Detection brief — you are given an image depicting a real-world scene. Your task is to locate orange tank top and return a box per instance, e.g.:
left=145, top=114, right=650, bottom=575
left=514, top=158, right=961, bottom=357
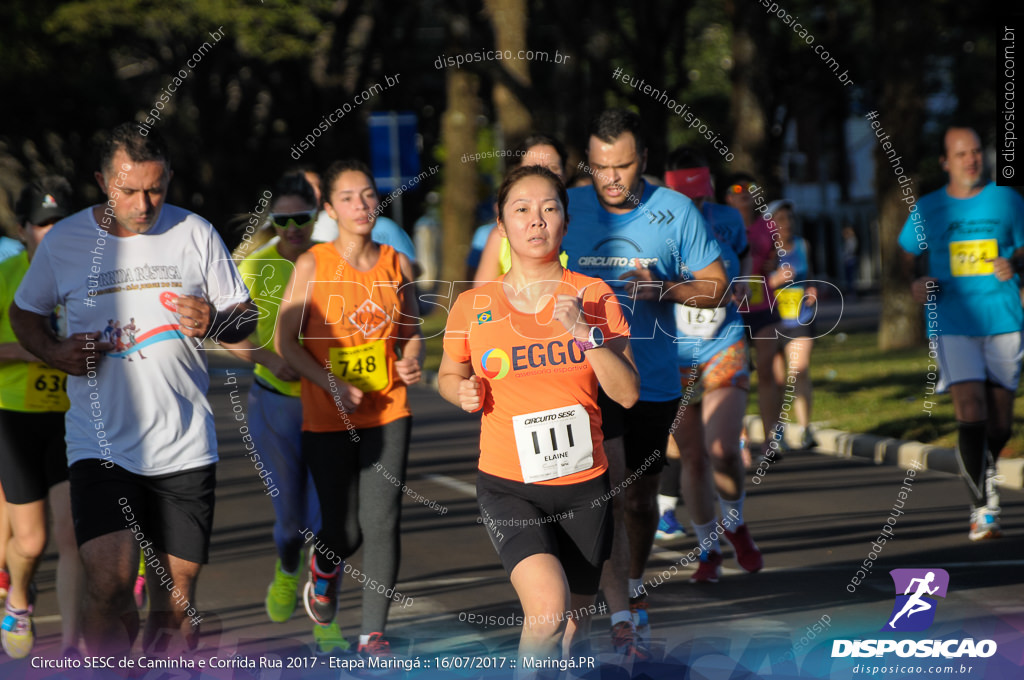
left=443, top=269, right=630, bottom=484
left=300, top=242, right=410, bottom=431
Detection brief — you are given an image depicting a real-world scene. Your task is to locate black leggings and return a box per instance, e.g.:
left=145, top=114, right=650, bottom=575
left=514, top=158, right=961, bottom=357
left=304, top=417, right=412, bottom=633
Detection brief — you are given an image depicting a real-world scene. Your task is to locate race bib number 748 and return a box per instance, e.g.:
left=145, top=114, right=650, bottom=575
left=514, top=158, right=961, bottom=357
left=328, top=340, right=388, bottom=393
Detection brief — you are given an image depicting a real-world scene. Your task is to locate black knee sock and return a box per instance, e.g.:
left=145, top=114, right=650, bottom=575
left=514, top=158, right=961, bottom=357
left=956, top=421, right=988, bottom=508
left=660, top=455, right=682, bottom=497
left=987, top=429, right=1010, bottom=463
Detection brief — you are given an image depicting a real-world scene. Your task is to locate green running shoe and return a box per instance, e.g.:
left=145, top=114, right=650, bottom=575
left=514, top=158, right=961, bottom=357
left=313, top=619, right=350, bottom=655
left=1, top=602, right=34, bottom=659
left=265, top=559, right=300, bottom=623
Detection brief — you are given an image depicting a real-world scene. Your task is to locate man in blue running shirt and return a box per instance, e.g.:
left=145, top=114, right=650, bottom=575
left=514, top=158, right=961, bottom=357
left=898, top=126, right=1024, bottom=542
left=562, top=110, right=727, bottom=651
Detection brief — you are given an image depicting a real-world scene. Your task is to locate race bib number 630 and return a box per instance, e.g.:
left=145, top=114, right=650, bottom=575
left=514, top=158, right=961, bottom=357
left=25, top=363, right=70, bottom=411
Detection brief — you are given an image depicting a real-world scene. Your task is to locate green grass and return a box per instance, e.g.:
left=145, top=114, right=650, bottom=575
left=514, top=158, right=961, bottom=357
left=420, top=313, right=1024, bottom=457
left=749, top=330, right=1024, bottom=457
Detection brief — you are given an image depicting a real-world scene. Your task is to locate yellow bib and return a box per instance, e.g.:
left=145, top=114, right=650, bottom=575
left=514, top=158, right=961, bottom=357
left=949, top=239, right=997, bottom=277
left=24, top=363, right=70, bottom=411
left=329, top=340, right=388, bottom=393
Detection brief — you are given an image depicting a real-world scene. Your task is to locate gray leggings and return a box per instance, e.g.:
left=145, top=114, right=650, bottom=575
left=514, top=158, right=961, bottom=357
left=303, top=416, right=412, bottom=633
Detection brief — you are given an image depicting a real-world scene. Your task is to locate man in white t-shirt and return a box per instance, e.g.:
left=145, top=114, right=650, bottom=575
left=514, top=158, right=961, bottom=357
left=10, top=123, right=256, bottom=655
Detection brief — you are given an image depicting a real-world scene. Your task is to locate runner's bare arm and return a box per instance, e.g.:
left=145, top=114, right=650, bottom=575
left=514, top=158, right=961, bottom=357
left=208, top=300, right=259, bottom=344
left=275, top=252, right=350, bottom=397
left=0, top=341, right=41, bottom=362
left=903, top=250, right=937, bottom=303
left=438, top=354, right=483, bottom=412
left=398, top=252, right=417, bottom=286
left=633, top=257, right=728, bottom=307
left=732, top=251, right=752, bottom=303
left=221, top=337, right=300, bottom=382
left=10, top=303, right=113, bottom=376
left=395, top=260, right=423, bottom=385
left=991, top=245, right=1024, bottom=281
left=553, top=294, right=638, bottom=408
left=473, top=226, right=503, bottom=286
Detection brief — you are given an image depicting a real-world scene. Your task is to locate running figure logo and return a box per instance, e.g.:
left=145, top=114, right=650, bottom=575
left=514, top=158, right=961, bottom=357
left=882, top=568, right=949, bottom=632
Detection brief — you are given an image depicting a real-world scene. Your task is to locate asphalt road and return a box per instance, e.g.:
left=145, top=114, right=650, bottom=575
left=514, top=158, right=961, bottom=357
left=4, top=342, right=1023, bottom=679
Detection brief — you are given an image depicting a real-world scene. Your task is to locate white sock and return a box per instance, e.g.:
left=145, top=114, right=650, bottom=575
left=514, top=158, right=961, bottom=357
left=693, top=519, right=720, bottom=552
left=657, top=494, right=678, bottom=516
left=719, top=493, right=745, bottom=527
left=610, top=610, right=632, bottom=626
left=628, top=578, right=646, bottom=599
left=359, top=634, right=371, bottom=646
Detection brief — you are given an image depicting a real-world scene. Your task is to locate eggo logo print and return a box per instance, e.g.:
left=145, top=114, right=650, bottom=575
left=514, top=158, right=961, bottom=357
left=480, top=348, right=511, bottom=380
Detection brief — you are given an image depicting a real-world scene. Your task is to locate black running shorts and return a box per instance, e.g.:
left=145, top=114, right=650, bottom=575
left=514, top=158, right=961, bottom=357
left=476, top=471, right=612, bottom=596
left=69, top=459, right=216, bottom=564
left=622, top=398, right=681, bottom=477
left=0, top=409, right=68, bottom=504
left=597, top=387, right=625, bottom=440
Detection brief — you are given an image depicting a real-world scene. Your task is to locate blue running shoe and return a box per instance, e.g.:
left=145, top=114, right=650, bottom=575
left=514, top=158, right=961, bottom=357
left=655, top=509, right=687, bottom=540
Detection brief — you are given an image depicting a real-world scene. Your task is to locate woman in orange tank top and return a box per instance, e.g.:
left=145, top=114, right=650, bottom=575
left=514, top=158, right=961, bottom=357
left=439, top=165, right=639, bottom=664
left=276, top=160, right=422, bottom=658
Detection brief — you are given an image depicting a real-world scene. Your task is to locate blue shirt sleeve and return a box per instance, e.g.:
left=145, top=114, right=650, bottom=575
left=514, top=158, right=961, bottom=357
left=0, top=237, right=25, bottom=263
left=898, top=210, right=926, bottom=255
left=371, top=216, right=417, bottom=262
left=1010, top=190, right=1024, bottom=249
left=732, top=216, right=748, bottom=256
left=677, top=200, right=721, bottom=278
left=466, top=223, right=496, bottom=268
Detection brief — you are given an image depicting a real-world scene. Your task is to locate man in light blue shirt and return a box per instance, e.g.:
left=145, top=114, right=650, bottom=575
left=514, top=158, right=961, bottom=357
left=898, top=126, right=1024, bottom=542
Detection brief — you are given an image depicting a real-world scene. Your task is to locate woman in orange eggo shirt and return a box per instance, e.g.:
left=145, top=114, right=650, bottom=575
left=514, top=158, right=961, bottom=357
left=276, top=160, right=422, bottom=659
left=439, top=165, right=639, bottom=662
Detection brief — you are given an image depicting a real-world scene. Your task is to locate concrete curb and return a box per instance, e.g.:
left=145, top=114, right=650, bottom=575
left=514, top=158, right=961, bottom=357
left=742, top=415, right=1024, bottom=490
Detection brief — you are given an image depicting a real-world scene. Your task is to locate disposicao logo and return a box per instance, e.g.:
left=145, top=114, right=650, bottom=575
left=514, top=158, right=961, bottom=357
left=832, top=568, right=997, bottom=659
left=884, top=568, right=948, bottom=632
left=480, top=348, right=510, bottom=380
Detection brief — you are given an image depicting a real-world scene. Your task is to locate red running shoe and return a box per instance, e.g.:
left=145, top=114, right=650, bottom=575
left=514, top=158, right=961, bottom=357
left=690, top=550, right=723, bottom=583
left=724, top=523, right=764, bottom=573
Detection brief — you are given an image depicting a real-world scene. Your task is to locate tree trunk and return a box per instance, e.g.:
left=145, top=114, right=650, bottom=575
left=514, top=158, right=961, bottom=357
left=440, top=67, right=480, bottom=291
left=725, top=4, right=767, bottom=180
left=874, top=1, right=927, bottom=351
left=484, top=0, right=532, bottom=144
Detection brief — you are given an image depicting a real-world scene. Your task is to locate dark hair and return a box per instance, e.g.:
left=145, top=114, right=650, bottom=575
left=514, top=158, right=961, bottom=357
left=941, top=125, right=981, bottom=158
left=496, top=165, right=569, bottom=224
left=666, top=146, right=708, bottom=171
left=718, top=171, right=758, bottom=204
left=285, top=163, right=320, bottom=177
left=590, top=109, right=645, bottom=156
left=15, top=175, right=72, bottom=225
left=99, top=123, right=169, bottom=176
left=513, top=133, right=568, bottom=170
left=273, top=172, right=318, bottom=208
left=320, top=160, right=377, bottom=206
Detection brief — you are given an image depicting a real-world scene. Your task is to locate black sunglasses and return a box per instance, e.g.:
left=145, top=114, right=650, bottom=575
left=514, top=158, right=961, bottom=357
left=270, top=211, right=317, bottom=229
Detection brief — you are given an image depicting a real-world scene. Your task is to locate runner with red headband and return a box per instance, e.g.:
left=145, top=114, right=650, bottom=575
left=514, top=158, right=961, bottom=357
left=659, top=149, right=763, bottom=583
